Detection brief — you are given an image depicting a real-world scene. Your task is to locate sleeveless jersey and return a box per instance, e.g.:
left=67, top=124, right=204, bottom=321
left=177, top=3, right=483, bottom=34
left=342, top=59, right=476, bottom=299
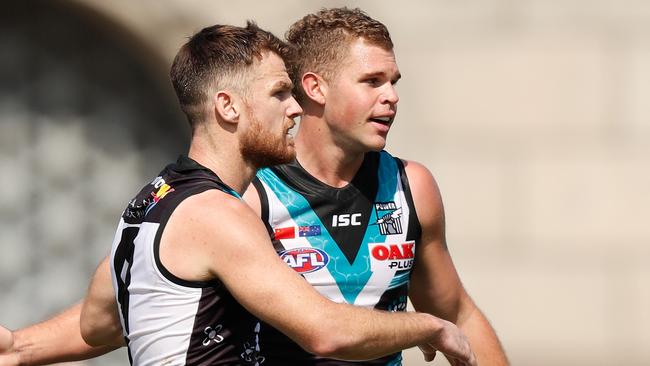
left=253, top=151, right=421, bottom=366
left=110, top=155, right=266, bottom=366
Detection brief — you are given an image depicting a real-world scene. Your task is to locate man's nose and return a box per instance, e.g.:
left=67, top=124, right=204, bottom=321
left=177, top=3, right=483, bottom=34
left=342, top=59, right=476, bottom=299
left=380, top=84, right=399, bottom=105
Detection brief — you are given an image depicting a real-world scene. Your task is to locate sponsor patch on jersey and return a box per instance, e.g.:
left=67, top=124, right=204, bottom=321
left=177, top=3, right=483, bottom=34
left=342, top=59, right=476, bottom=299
left=152, top=183, right=174, bottom=202
left=298, top=225, right=321, bottom=237
left=372, top=202, right=403, bottom=235
left=139, top=176, right=176, bottom=216
left=368, top=241, right=415, bottom=271
left=279, top=247, right=329, bottom=274
left=123, top=197, right=153, bottom=220
left=274, top=226, right=296, bottom=239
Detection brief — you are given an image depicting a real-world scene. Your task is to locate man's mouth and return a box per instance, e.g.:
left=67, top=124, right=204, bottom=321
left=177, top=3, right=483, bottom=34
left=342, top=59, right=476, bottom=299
left=369, top=116, right=392, bottom=125
left=286, top=121, right=296, bottom=135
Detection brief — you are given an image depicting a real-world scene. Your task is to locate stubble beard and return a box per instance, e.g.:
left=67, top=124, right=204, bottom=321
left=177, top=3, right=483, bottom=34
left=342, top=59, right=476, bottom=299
left=240, top=113, right=295, bottom=169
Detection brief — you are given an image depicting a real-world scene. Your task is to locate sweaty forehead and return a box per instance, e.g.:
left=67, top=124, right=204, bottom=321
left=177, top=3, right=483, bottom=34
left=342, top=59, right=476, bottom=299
left=251, top=52, right=291, bottom=82
left=342, top=39, right=399, bottom=76
left=253, top=71, right=292, bottom=90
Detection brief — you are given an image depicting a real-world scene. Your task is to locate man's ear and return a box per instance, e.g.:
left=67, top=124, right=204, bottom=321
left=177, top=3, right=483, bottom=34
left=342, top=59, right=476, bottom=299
left=301, top=72, right=327, bottom=105
left=213, top=90, right=240, bottom=124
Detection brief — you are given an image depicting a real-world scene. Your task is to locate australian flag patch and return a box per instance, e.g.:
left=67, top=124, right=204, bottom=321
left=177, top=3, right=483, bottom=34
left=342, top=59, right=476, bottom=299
left=298, top=225, right=321, bottom=237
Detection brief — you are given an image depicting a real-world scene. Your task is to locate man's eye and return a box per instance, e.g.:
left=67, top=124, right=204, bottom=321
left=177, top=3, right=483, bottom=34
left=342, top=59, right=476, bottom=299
left=364, top=78, right=379, bottom=86
left=273, top=90, right=289, bottom=97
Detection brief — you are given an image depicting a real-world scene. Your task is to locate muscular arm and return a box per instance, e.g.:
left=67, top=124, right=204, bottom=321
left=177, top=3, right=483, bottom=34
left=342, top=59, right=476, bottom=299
left=80, top=257, right=126, bottom=348
left=167, top=190, right=475, bottom=363
left=404, top=160, right=509, bottom=365
left=0, top=257, right=124, bottom=366
left=0, top=303, right=116, bottom=366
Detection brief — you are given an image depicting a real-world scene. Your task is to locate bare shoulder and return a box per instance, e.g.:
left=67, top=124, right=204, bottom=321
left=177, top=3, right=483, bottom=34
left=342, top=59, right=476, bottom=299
left=160, top=188, right=271, bottom=281
left=177, top=188, right=258, bottom=223
left=401, top=159, right=444, bottom=220
left=170, top=188, right=268, bottom=243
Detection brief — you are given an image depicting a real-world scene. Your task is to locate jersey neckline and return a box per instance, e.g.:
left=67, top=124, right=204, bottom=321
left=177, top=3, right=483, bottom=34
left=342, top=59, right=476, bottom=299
left=269, top=151, right=381, bottom=201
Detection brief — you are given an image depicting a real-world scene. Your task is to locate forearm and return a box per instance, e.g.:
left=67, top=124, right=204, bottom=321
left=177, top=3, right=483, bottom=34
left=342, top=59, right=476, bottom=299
left=321, top=309, right=444, bottom=360
left=456, top=302, right=509, bottom=366
left=12, top=303, right=117, bottom=365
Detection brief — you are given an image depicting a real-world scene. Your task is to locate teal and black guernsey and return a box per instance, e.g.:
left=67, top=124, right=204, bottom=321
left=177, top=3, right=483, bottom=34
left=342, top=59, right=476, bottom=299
left=253, top=150, right=422, bottom=366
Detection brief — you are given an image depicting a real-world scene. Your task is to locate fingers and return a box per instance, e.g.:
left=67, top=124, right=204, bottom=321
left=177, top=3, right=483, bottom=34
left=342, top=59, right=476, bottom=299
left=429, top=320, right=477, bottom=365
left=448, top=350, right=478, bottom=366
left=0, top=326, right=19, bottom=366
left=417, top=343, right=437, bottom=362
left=0, top=326, right=13, bottom=352
left=468, top=351, right=478, bottom=366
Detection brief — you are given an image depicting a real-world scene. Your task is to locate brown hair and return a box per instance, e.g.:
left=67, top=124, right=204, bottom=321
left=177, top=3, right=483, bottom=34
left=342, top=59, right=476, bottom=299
left=170, top=21, right=289, bottom=127
left=285, top=7, right=393, bottom=103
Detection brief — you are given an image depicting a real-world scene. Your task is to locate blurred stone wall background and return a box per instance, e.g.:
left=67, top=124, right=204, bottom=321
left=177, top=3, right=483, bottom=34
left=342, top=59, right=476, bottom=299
left=1, top=1, right=649, bottom=365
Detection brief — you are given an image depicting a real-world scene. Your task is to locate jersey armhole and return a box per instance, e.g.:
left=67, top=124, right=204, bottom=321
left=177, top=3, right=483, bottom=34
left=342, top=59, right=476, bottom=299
left=153, top=185, right=223, bottom=288
left=252, top=177, right=275, bottom=238
left=395, top=158, right=422, bottom=241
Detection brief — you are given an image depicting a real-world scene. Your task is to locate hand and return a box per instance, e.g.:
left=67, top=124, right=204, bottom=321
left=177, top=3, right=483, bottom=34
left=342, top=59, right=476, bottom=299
left=419, top=319, right=477, bottom=366
left=0, top=325, right=19, bottom=366
left=418, top=343, right=437, bottom=362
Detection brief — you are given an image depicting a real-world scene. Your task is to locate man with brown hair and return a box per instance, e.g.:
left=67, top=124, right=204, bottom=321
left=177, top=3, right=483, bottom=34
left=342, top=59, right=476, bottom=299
left=0, top=20, right=477, bottom=366
left=245, top=7, right=509, bottom=365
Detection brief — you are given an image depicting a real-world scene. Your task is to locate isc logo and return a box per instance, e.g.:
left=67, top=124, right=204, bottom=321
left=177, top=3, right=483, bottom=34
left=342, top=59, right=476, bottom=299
left=279, top=247, right=329, bottom=274
left=332, top=213, right=362, bottom=227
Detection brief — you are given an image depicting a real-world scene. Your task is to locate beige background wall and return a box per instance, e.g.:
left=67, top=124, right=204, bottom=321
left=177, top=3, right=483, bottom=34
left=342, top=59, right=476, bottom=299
left=2, top=1, right=649, bottom=365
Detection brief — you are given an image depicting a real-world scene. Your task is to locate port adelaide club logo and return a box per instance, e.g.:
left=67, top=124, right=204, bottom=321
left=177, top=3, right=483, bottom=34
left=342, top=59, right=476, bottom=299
left=373, top=202, right=403, bottom=235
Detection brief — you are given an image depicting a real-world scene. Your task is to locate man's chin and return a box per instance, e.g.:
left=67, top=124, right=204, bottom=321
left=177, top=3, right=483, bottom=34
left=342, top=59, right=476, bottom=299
left=248, top=147, right=296, bottom=169
left=366, top=139, right=387, bottom=153
left=275, top=146, right=296, bottom=165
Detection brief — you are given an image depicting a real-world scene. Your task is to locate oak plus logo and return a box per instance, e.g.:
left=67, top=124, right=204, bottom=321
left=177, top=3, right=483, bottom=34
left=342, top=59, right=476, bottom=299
left=368, top=241, right=415, bottom=271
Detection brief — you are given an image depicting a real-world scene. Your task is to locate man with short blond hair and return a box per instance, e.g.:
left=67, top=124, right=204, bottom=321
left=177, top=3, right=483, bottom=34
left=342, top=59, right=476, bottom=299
left=245, top=7, right=509, bottom=365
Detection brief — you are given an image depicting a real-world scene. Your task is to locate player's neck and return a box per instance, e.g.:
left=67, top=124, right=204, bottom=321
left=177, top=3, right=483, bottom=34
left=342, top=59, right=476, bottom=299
left=187, top=131, right=256, bottom=195
left=295, top=121, right=365, bottom=188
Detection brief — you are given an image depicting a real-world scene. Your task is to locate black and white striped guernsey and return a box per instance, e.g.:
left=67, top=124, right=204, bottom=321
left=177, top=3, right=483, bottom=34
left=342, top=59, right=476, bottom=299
left=110, top=155, right=265, bottom=366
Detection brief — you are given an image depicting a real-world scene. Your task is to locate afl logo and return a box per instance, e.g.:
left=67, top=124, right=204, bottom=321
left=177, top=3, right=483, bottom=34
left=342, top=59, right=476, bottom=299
left=279, top=247, right=329, bottom=274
